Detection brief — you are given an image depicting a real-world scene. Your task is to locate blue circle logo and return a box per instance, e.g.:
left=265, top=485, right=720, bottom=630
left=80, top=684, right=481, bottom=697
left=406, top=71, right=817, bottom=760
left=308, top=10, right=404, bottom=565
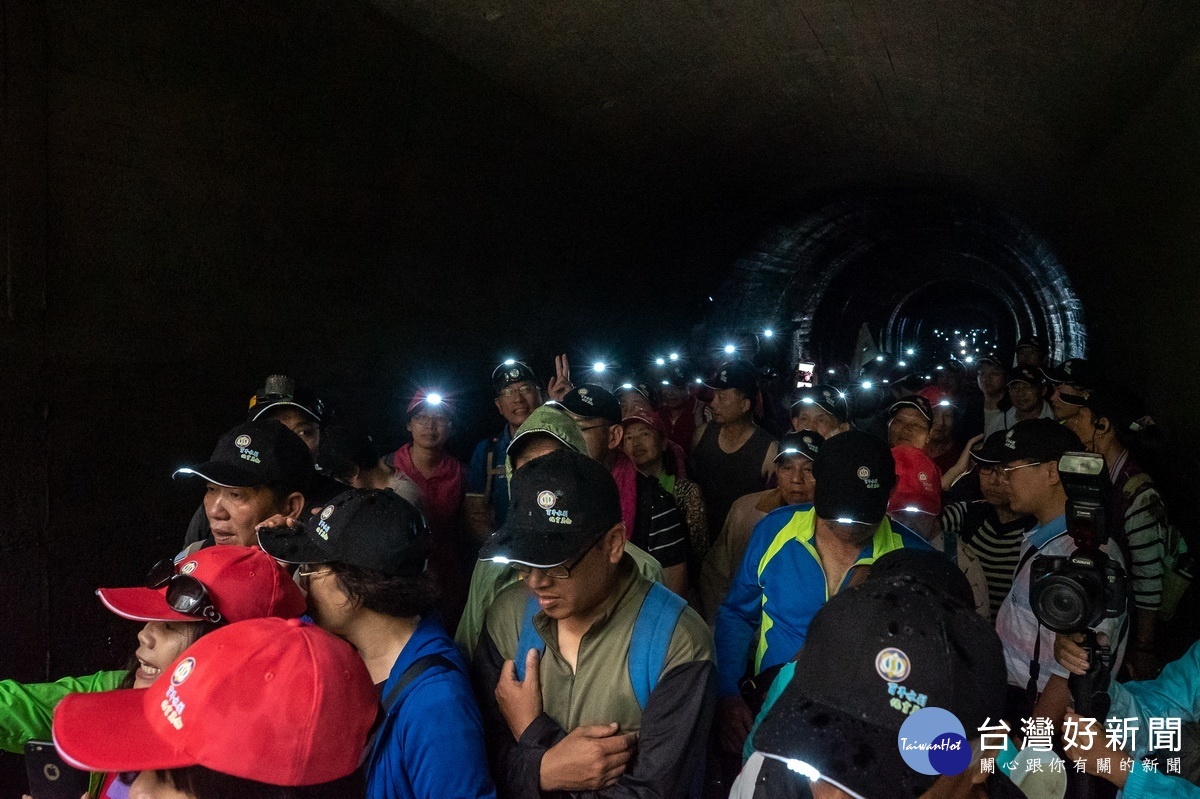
left=874, top=647, right=911, bottom=682
left=897, top=707, right=971, bottom=776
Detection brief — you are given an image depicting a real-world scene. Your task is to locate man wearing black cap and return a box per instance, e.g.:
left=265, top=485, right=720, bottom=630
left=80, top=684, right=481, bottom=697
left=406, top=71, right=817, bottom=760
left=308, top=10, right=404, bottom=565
left=938, top=431, right=1036, bottom=619
left=789, top=385, right=851, bottom=439
left=713, top=430, right=929, bottom=756
left=174, top=419, right=313, bottom=555
left=994, top=419, right=1128, bottom=725
left=182, top=373, right=340, bottom=548
left=690, top=359, right=779, bottom=535
left=657, top=361, right=709, bottom=456
left=700, top=430, right=823, bottom=621
left=1015, top=335, right=1049, bottom=371
left=465, top=360, right=544, bottom=542
left=472, top=450, right=715, bottom=798
left=976, top=354, right=1009, bottom=437
left=1001, top=366, right=1052, bottom=431
left=737, top=574, right=1020, bottom=799
left=258, top=489, right=496, bottom=799
left=1043, top=357, right=1101, bottom=424
left=558, top=384, right=690, bottom=597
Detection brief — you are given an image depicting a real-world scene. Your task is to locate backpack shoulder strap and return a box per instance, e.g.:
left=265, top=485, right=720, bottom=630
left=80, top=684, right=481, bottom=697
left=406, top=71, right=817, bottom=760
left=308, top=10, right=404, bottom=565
left=369, top=652, right=458, bottom=756
left=629, top=582, right=687, bottom=710
left=382, top=653, right=458, bottom=713
left=513, top=593, right=545, bottom=681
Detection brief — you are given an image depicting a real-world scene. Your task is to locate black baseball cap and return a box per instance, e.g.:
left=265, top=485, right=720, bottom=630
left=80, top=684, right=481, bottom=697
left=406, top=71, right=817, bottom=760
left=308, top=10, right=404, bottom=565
left=173, top=420, right=313, bottom=492
left=1084, top=385, right=1152, bottom=433
left=614, top=381, right=650, bottom=401
left=557, top=384, right=622, bottom=425
left=491, top=360, right=539, bottom=394
left=975, top=352, right=1005, bottom=369
left=1006, top=365, right=1044, bottom=387
left=1016, top=335, right=1048, bottom=353
left=257, top=489, right=431, bottom=579
left=1042, top=358, right=1101, bottom=388
left=864, top=548, right=975, bottom=610
left=970, top=430, right=1010, bottom=464
left=312, top=420, right=380, bottom=481
left=705, top=359, right=758, bottom=398
left=790, top=385, right=850, bottom=423
left=812, top=430, right=896, bottom=525
left=752, top=579, right=1005, bottom=799
left=248, top=375, right=325, bottom=424
left=775, top=430, right=823, bottom=463
left=479, top=450, right=622, bottom=569
left=998, top=418, right=1082, bottom=463
left=661, top=362, right=692, bottom=388
left=887, top=395, right=932, bottom=424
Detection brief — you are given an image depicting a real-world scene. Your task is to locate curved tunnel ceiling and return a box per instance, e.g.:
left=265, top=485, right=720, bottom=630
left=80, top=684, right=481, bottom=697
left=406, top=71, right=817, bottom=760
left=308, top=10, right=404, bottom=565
left=704, top=188, right=1085, bottom=367
left=370, top=0, right=1200, bottom=217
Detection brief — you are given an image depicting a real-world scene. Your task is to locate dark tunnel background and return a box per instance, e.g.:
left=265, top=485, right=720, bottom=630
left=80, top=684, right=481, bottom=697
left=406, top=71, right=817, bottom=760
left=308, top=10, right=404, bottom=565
left=3, top=1, right=1200, bottom=792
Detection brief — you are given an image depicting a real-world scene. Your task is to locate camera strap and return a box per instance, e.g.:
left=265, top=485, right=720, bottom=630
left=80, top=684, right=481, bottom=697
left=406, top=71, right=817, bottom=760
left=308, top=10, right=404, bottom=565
left=1016, top=541, right=1044, bottom=705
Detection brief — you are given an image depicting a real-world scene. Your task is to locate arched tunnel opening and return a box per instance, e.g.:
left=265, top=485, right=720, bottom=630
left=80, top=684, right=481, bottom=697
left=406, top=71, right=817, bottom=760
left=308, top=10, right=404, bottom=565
left=706, top=188, right=1087, bottom=378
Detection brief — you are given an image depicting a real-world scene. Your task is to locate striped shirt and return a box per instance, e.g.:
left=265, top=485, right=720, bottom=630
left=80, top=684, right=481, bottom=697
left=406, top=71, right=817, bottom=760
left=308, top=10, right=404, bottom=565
left=1110, top=451, right=1167, bottom=611
left=940, top=501, right=1035, bottom=619
left=633, top=472, right=688, bottom=569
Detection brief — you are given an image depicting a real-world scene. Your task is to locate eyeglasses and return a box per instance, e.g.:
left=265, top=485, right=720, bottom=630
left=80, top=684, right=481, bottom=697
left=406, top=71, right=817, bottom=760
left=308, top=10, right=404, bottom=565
left=976, top=464, right=1000, bottom=477
left=508, top=534, right=605, bottom=580
left=296, top=563, right=332, bottom=580
left=499, top=385, right=539, bottom=399
left=145, top=559, right=223, bottom=623
left=999, top=461, right=1044, bottom=476
left=577, top=422, right=611, bottom=433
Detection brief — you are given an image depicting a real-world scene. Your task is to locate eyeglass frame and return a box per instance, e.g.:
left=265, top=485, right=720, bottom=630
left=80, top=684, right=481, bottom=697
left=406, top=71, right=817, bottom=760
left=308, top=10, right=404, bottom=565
left=145, top=559, right=224, bottom=624
left=498, top=384, right=540, bottom=400
left=507, top=532, right=609, bottom=580
left=998, top=460, right=1045, bottom=477
left=297, top=563, right=333, bottom=580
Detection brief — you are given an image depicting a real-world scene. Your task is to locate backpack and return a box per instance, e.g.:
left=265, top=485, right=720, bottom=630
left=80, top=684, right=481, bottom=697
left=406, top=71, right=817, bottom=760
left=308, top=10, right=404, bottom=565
left=512, top=582, right=686, bottom=709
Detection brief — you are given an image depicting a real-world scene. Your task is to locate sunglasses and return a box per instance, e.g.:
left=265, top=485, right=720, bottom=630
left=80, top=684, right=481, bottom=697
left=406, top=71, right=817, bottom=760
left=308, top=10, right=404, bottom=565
left=146, top=559, right=223, bottom=624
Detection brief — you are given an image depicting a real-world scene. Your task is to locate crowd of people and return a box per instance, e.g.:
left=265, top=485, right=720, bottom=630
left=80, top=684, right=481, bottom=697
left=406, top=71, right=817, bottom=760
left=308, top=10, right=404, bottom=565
left=4, top=335, right=1200, bottom=799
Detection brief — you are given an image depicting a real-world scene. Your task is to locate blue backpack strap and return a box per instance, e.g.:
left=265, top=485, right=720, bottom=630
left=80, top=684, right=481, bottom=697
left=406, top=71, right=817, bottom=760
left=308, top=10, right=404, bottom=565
left=628, top=582, right=687, bottom=709
left=513, top=593, right=545, bottom=681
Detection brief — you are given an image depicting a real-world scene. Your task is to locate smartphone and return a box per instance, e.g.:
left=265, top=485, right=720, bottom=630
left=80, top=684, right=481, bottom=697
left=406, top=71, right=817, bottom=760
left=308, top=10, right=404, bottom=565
left=24, top=740, right=89, bottom=799
left=795, top=362, right=815, bottom=388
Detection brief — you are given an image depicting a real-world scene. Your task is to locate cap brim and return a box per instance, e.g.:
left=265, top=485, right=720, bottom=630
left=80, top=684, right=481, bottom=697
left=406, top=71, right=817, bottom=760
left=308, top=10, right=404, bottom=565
left=478, top=525, right=589, bottom=570
left=256, top=524, right=332, bottom=565
left=753, top=693, right=936, bottom=799
left=507, top=427, right=577, bottom=456
left=54, top=689, right=195, bottom=775
left=96, top=587, right=199, bottom=624
left=888, top=401, right=931, bottom=423
left=250, top=400, right=320, bottom=423
left=172, top=463, right=263, bottom=488
left=774, top=448, right=815, bottom=464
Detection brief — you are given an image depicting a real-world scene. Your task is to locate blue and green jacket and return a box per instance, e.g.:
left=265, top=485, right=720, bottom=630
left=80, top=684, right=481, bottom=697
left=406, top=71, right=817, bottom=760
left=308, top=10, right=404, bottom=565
left=713, top=504, right=929, bottom=697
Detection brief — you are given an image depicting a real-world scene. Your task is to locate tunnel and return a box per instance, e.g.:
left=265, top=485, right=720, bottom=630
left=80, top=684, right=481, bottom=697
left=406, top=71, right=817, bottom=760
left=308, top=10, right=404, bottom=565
left=705, top=188, right=1086, bottom=372
left=5, top=0, right=1200, bottom=794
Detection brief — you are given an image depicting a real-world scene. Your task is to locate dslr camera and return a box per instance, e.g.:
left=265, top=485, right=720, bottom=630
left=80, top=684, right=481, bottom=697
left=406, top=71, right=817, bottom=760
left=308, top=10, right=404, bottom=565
left=1029, top=452, right=1129, bottom=634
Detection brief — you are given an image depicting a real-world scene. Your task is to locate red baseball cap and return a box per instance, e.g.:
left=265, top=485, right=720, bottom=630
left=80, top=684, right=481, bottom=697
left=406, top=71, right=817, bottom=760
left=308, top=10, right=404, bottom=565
left=916, top=386, right=953, bottom=409
left=96, top=546, right=306, bottom=624
left=53, top=617, right=377, bottom=786
left=619, top=414, right=665, bottom=435
left=887, top=445, right=942, bottom=516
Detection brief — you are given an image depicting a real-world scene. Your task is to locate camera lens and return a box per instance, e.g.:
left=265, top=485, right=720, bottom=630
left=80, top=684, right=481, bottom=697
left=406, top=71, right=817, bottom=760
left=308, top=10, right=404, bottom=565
left=1031, top=575, right=1091, bottom=634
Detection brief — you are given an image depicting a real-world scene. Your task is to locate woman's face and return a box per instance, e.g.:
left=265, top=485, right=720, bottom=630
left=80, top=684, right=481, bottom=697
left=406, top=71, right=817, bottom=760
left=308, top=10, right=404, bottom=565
left=133, top=622, right=198, bottom=689
left=129, top=770, right=192, bottom=799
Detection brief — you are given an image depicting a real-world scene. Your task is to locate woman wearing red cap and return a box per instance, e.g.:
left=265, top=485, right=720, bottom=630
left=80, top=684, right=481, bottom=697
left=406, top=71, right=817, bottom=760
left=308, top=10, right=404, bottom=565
left=4, top=545, right=305, bottom=798
left=50, top=617, right=377, bottom=798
